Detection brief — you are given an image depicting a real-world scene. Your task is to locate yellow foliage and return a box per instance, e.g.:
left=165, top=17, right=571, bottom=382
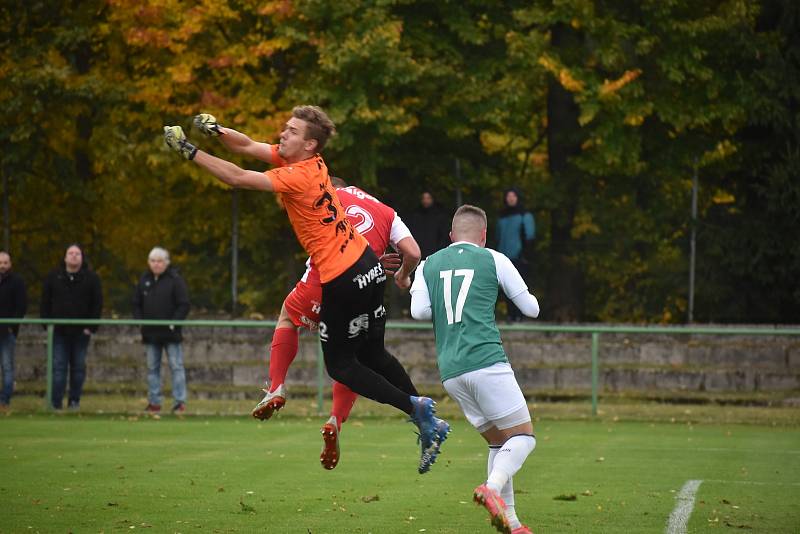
left=712, top=190, right=736, bottom=204
left=624, top=114, right=645, bottom=126
left=538, top=55, right=584, bottom=93
left=701, top=139, right=738, bottom=165
left=559, top=70, right=585, bottom=93
left=599, top=69, right=642, bottom=99
left=571, top=212, right=601, bottom=239
left=480, top=131, right=509, bottom=154
left=168, top=63, right=194, bottom=84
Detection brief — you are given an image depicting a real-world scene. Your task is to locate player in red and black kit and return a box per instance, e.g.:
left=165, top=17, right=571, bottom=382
left=252, top=176, right=421, bottom=470
left=163, top=108, right=449, bottom=473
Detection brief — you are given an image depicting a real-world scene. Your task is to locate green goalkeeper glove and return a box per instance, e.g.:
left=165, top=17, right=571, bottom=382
left=193, top=113, right=224, bottom=137
left=163, top=126, right=198, bottom=160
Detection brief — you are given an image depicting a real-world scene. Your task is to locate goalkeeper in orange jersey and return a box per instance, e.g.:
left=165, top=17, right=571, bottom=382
left=163, top=108, right=449, bottom=473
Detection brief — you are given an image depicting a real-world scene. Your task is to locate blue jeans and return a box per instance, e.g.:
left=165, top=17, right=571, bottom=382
left=0, top=334, right=16, bottom=405
left=52, top=331, right=91, bottom=409
left=146, top=342, right=186, bottom=406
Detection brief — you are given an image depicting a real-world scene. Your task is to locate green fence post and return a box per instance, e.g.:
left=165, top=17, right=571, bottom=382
left=45, top=324, right=54, bottom=410
left=591, top=332, right=600, bottom=416
left=317, top=340, right=324, bottom=415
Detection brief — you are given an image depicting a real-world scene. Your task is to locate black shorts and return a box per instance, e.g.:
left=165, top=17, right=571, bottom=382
left=319, top=247, right=386, bottom=360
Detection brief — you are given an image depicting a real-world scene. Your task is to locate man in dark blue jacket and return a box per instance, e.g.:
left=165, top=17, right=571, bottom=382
left=40, top=244, right=103, bottom=410
left=0, top=251, right=27, bottom=408
left=133, top=247, right=190, bottom=414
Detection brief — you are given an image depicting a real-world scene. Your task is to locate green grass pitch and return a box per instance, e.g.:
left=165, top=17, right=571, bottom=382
left=1, top=412, right=798, bottom=533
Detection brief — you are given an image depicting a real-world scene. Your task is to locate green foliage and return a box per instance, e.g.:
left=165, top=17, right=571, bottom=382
left=1, top=0, right=797, bottom=322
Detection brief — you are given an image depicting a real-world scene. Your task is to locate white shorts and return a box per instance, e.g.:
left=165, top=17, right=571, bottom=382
left=442, top=362, right=531, bottom=433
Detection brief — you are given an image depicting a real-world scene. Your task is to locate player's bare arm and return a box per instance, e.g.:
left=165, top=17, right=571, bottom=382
left=194, top=151, right=274, bottom=191
left=193, top=113, right=274, bottom=164
left=393, top=236, right=421, bottom=290
left=163, top=125, right=273, bottom=191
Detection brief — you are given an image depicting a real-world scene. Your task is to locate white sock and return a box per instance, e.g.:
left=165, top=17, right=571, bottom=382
left=502, top=477, right=522, bottom=529
left=487, top=445, right=500, bottom=477
left=486, top=435, right=536, bottom=492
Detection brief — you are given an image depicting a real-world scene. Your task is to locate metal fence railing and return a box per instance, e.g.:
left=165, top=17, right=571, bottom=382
left=2, top=318, right=799, bottom=415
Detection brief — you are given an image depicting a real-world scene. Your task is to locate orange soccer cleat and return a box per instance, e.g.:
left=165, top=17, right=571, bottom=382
left=473, top=483, right=511, bottom=534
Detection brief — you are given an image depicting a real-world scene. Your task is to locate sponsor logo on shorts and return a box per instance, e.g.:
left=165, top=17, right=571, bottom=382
left=348, top=314, right=370, bottom=338
left=300, top=315, right=319, bottom=330
left=373, top=305, right=386, bottom=319
left=318, top=321, right=329, bottom=342
left=353, top=263, right=386, bottom=289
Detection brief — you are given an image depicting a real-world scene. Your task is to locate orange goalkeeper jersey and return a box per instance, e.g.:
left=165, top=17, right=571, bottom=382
left=268, top=146, right=368, bottom=283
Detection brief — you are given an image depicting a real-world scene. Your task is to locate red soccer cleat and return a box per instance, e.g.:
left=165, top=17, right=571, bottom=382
left=320, top=416, right=340, bottom=470
left=252, top=384, right=286, bottom=420
left=473, top=484, right=511, bottom=534
left=511, top=525, right=534, bottom=534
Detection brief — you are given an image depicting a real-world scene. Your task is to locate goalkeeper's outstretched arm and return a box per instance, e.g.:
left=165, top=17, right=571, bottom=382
left=216, top=127, right=274, bottom=163
left=163, top=125, right=273, bottom=191
left=193, top=113, right=275, bottom=164
left=193, top=151, right=274, bottom=191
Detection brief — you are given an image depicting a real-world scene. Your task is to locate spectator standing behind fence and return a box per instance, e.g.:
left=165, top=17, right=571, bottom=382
left=407, top=191, right=450, bottom=260
left=496, top=189, right=535, bottom=322
left=0, top=251, right=27, bottom=409
left=40, top=244, right=103, bottom=410
left=132, top=247, right=190, bottom=414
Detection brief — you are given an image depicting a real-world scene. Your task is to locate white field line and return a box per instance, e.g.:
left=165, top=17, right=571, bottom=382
left=665, top=479, right=702, bottom=534
left=703, top=478, right=800, bottom=486
left=620, top=447, right=800, bottom=455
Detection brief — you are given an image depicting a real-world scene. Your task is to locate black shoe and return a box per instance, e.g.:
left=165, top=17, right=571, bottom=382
left=172, top=402, right=186, bottom=413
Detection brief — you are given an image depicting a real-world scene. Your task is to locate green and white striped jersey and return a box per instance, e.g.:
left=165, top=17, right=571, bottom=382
left=410, top=241, right=530, bottom=381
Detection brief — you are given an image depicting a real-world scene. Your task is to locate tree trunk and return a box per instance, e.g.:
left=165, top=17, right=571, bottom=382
left=545, top=22, right=585, bottom=321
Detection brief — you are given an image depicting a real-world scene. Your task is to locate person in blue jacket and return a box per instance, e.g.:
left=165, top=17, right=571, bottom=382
left=495, top=189, right=535, bottom=322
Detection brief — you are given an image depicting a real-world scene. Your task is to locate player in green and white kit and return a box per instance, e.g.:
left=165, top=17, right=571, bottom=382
left=410, top=205, right=540, bottom=534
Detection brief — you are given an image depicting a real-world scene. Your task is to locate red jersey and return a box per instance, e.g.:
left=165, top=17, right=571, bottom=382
left=303, top=185, right=407, bottom=285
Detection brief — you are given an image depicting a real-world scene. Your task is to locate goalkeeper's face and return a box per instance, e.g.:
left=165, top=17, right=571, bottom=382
left=278, top=117, right=317, bottom=162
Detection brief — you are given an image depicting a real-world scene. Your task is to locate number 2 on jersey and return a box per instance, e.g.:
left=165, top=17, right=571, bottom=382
left=439, top=269, right=474, bottom=324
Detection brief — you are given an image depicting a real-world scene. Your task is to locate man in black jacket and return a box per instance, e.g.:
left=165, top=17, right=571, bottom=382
left=133, top=247, right=190, bottom=414
left=406, top=191, right=450, bottom=260
left=40, top=244, right=103, bottom=410
left=0, top=251, right=27, bottom=408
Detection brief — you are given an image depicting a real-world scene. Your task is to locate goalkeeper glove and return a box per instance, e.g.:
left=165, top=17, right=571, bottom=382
left=193, top=113, right=224, bottom=137
left=163, top=126, right=198, bottom=160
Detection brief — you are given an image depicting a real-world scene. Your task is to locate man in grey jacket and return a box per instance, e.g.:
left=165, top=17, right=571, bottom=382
left=133, top=247, right=190, bottom=414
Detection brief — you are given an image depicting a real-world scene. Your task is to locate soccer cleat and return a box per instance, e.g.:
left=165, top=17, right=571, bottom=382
left=252, top=383, right=286, bottom=420
left=511, top=525, right=534, bottom=534
left=409, top=396, right=449, bottom=474
left=419, top=417, right=451, bottom=473
left=319, top=415, right=340, bottom=470
left=474, top=484, right=511, bottom=534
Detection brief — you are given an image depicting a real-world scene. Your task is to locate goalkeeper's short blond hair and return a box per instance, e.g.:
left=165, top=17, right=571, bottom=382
left=292, top=105, right=336, bottom=152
